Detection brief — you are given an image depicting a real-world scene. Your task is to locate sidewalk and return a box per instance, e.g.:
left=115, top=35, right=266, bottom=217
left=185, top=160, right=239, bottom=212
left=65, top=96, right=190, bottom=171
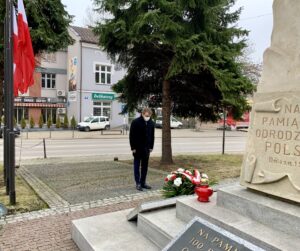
left=0, top=179, right=239, bottom=251
left=1, top=156, right=164, bottom=250
left=0, top=196, right=161, bottom=251
left=0, top=178, right=239, bottom=251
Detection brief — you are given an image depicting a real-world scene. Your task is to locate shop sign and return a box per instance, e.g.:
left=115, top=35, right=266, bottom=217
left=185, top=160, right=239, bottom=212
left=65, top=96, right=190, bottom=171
left=14, top=97, right=66, bottom=104
left=92, top=93, right=115, bottom=101
left=68, top=91, right=77, bottom=102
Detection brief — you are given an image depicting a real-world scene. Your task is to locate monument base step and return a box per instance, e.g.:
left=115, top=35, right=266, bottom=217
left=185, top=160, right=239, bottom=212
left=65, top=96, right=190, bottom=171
left=71, top=209, right=159, bottom=251
left=217, top=185, right=300, bottom=238
left=176, top=189, right=300, bottom=251
left=137, top=207, right=185, bottom=249
left=71, top=185, right=300, bottom=251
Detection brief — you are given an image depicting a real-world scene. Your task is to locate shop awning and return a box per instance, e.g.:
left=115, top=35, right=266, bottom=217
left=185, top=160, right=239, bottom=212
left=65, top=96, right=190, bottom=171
left=14, top=103, right=65, bottom=108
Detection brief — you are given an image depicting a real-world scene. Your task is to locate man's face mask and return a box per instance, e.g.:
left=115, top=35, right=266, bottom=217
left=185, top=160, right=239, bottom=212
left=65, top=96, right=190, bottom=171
left=143, top=115, right=151, bottom=121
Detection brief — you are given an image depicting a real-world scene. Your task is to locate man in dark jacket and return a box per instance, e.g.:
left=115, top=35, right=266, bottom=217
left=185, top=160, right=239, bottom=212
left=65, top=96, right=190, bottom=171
left=130, top=108, right=155, bottom=191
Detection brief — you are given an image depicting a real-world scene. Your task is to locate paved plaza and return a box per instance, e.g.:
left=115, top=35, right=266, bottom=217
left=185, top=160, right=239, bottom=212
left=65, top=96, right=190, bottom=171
left=0, top=157, right=165, bottom=250
left=0, top=197, right=161, bottom=251
left=22, top=160, right=165, bottom=205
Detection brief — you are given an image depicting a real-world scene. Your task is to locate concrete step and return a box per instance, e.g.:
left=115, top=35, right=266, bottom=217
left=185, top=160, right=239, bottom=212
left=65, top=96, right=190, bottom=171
left=217, top=185, right=300, bottom=238
left=127, top=197, right=177, bottom=221
left=176, top=194, right=300, bottom=251
left=72, top=209, right=159, bottom=251
left=137, top=207, right=186, bottom=249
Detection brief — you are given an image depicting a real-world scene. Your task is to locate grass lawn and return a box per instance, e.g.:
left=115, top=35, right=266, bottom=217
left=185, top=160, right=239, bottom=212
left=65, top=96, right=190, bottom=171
left=0, top=166, right=48, bottom=215
left=124, top=154, right=243, bottom=184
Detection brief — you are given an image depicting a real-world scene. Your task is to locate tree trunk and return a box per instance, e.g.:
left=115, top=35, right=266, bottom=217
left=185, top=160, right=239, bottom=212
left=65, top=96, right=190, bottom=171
left=161, top=79, right=173, bottom=164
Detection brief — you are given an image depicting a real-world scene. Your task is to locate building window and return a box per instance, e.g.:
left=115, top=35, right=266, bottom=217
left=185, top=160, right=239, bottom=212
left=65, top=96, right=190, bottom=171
left=42, top=53, right=57, bottom=63
left=41, top=108, right=57, bottom=124
left=14, top=107, right=28, bottom=124
left=93, top=101, right=111, bottom=118
left=95, top=64, right=112, bottom=85
left=42, top=73, right=56, bottom=89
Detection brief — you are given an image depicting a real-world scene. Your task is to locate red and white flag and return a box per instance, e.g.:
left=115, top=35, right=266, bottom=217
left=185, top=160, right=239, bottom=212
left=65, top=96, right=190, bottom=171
left=13, top=6, right=22, bottom=96
left=16, top=0, right=35, bottom=95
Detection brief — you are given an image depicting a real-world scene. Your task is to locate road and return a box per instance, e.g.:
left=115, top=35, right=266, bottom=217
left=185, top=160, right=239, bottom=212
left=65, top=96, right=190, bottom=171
left=0, top=131, right=247, bottom=161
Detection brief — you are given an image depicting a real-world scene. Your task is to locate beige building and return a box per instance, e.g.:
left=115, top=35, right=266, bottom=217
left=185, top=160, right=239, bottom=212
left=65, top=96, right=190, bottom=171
left=15, top=26, right=126, bottom=128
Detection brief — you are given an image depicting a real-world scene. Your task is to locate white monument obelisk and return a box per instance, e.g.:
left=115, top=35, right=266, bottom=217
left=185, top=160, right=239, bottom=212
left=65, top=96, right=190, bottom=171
left=241, top=0, right=300, bottom=202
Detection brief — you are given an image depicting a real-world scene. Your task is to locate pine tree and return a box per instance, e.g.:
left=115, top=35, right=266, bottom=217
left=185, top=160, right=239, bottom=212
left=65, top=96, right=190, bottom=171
left=29, top=117, right=35, bottom=128
left=70, top=116, right=77, bottom=129
left=63, top=114, right=69, bottom=129
left=94, top=0, right=254, bottom=164
left=47, top=116, right=52, bottom=129
left=56, top=117, right=61, bottom=129
left=21, top=117, right=26, bottom=129
left=38, top=114, right=44, bottom=128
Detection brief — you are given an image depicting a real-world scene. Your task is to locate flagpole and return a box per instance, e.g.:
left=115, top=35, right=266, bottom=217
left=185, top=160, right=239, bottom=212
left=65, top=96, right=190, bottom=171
left=4, top=0, right=16, bottom=205
left=9, top=0, right=16, bottom=205
left=3, top=0, right=9, bottom=196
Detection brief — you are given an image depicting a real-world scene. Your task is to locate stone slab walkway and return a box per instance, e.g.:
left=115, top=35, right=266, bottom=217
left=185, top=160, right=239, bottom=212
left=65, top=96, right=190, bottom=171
left=17, top=167, right=70, bottom=208
left=22, top=161, right=165, bottom=205
left=0, top=192, right=162, bottom=251
left=1, top=158, right=163, bottom=250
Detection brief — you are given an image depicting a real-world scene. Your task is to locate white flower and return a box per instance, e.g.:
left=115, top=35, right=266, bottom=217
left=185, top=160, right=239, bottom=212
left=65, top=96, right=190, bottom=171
left=177, top=168, right=185, bottom=173
left=174, top=177, right=183, bottom=187
left=202, top=173, right=208, bottom=179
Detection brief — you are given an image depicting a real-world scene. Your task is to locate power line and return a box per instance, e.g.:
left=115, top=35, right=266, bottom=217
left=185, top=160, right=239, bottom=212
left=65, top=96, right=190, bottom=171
left=240, top=13, right=272, bottom=21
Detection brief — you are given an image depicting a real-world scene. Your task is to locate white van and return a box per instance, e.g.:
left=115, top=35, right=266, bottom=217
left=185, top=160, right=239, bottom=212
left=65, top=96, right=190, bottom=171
left=77, top=116, right=110, bottom=131
left=155, top=116, right=183, bottom=129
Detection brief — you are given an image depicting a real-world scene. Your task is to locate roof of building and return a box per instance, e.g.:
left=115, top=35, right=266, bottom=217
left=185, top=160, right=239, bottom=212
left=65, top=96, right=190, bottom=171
left=71, top=26, right=99, bottom=44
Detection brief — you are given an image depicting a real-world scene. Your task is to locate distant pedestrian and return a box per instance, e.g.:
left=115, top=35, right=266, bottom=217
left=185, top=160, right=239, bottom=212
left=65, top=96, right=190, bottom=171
left=130, top=108, right=155, bottom=191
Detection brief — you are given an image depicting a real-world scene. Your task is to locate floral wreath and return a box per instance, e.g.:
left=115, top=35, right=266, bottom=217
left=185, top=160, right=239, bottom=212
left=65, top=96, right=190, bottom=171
left=162, top=168, right=209, bottom=198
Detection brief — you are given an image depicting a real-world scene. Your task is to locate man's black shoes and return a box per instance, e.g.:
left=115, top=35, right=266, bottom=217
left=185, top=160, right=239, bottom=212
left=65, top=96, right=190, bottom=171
left=136, top=184, right=151, bottom=190
left=136, top=184, right=143, bottom=191
left=141, top=184, right=152, bottom=189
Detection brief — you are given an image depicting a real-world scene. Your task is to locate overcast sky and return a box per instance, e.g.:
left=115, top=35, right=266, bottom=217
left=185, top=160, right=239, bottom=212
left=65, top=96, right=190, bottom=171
left=61, top=0, right=273, bottom=63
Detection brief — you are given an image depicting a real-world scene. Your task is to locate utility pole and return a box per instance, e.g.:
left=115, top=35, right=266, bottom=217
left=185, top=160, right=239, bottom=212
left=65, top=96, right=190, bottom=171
left=4, top=0, right=16, bottom=205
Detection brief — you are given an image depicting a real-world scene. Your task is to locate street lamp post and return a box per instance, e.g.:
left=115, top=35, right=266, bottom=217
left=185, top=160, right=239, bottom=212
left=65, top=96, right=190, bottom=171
left=222, top=109, right=226, bottom=155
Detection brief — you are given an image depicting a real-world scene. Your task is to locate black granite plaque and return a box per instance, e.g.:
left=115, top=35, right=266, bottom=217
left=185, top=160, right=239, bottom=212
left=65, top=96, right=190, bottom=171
left=163, top=217, right=265, bottom=251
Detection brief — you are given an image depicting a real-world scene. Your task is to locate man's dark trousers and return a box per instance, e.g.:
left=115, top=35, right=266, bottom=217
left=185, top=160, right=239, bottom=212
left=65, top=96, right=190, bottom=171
left=133, top=150, right=149, bottom=186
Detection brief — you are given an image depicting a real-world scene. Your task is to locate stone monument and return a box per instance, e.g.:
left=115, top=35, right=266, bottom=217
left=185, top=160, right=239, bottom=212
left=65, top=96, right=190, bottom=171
left=240, top=0, right=300, bottom=203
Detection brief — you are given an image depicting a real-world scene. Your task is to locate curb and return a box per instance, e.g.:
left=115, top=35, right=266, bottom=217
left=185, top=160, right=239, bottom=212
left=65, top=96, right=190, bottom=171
left=0, top=190, right=162, bottom=225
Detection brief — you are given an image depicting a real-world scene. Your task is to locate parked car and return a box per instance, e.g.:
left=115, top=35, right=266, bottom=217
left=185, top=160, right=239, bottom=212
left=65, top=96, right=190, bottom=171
left=77, top=116, right=110, bottom=132
left=217, top=111, right=250, bottom=130
left=155, top=116, right=183, bottom=129
left=0, top=126, right=21, bottom=138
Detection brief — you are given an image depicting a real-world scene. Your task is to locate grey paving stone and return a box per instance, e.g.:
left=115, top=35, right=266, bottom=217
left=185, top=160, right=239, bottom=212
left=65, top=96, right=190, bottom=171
left=22, top=161, right=165, bottom=204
